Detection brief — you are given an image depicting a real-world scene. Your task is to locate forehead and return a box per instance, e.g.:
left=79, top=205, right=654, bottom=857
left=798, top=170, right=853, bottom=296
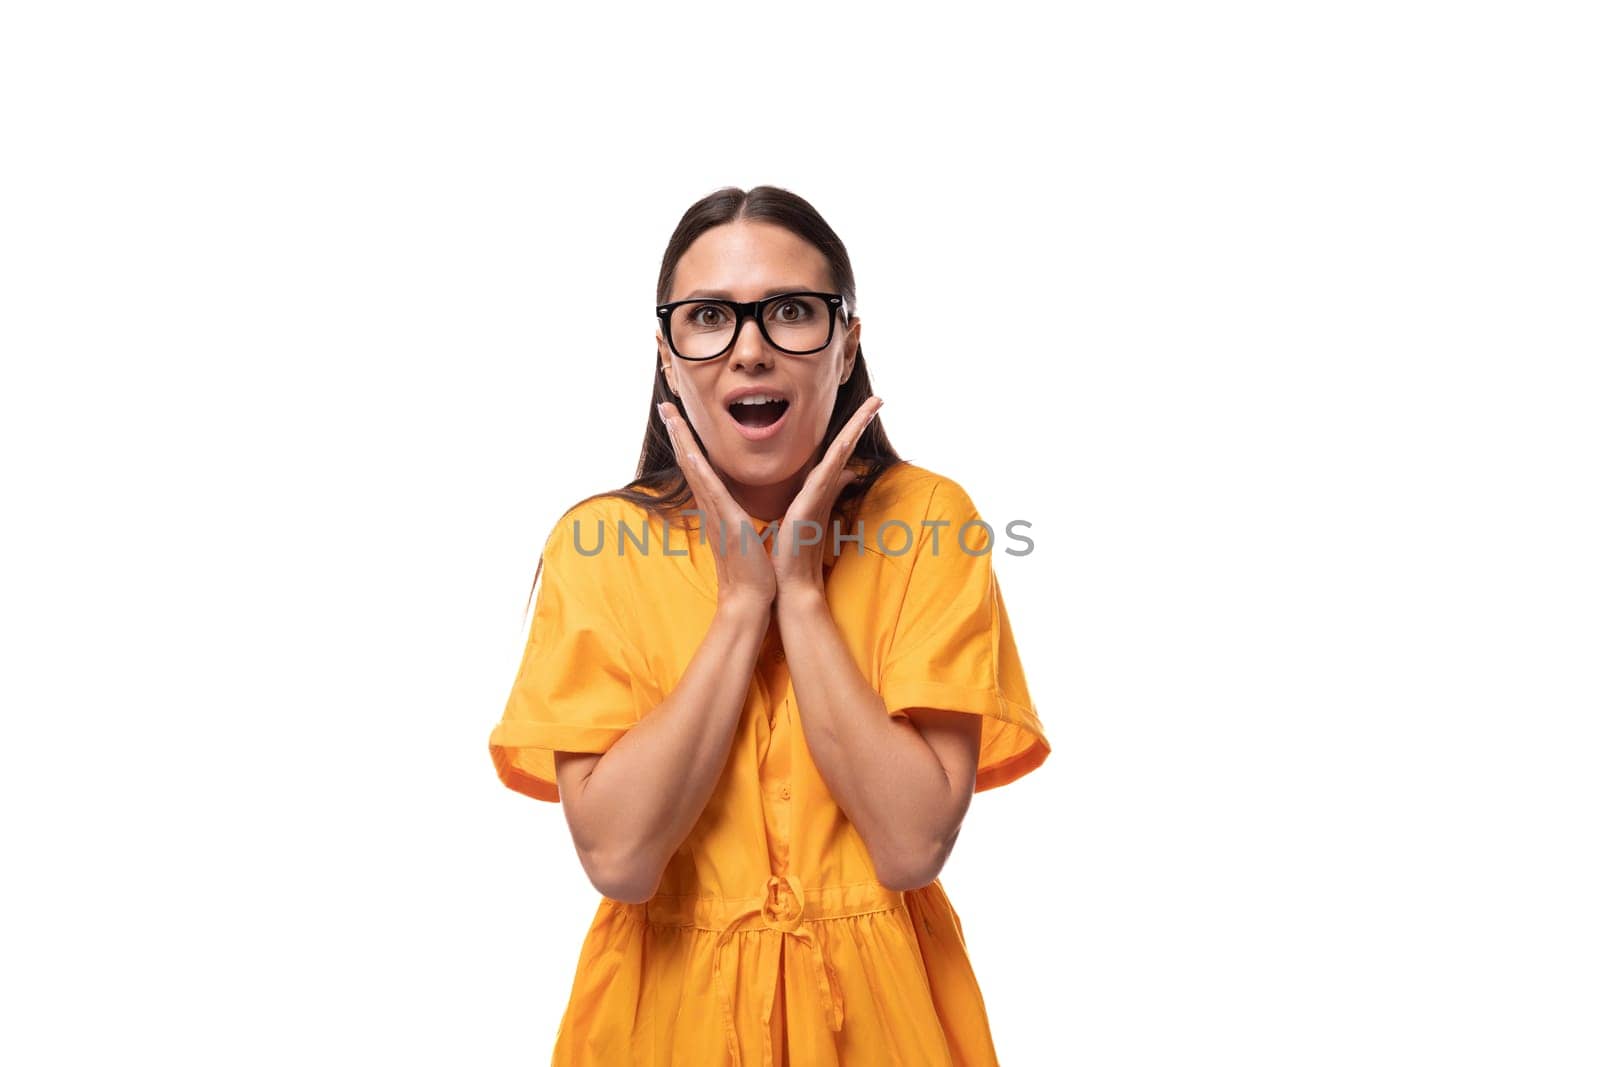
left=670, top=221, right=831, bottom=301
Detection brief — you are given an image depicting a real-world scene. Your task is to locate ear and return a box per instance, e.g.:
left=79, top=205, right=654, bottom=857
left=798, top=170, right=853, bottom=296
left=657, top=333, right=679, bottom=396
left=840, top=316, right=861, bottom=385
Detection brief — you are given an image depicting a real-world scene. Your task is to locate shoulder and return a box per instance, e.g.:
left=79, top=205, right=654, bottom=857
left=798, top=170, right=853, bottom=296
left=860, top=461, right=984, bottom=528
left=544, top=490, right=654, bottom=548
left=537, top=490, right=660, bottom=593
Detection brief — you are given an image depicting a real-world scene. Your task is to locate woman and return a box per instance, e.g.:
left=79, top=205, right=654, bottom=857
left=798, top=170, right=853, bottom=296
left=489, top=185, right=1050, bottom=1066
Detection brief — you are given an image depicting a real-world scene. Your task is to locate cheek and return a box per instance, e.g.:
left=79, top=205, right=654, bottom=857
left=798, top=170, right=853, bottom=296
left=798, top=396, right=837, bottom=448
left=808, top=379, right=842, bottom=421
left=681, top=376, right=720, bottom=427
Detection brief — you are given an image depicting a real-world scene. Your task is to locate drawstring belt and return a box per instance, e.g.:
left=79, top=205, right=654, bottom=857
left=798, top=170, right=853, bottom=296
left=627, top=875, right=906, bottom=1067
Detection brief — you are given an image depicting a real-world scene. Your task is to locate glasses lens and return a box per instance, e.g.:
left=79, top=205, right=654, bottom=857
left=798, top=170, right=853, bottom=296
left=669, top=294, right=833, bottom=359
left=670, top=301, right=738, bottom=360
left=763, top=294, right=832, bottom=354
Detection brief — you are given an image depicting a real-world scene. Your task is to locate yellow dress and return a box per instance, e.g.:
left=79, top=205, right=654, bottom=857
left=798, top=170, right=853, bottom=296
left=489, top=460, right=1050, bottom=1066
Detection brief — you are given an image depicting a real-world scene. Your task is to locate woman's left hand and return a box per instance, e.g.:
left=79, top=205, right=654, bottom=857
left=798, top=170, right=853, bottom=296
left=771, top=396, right=885, bottom=601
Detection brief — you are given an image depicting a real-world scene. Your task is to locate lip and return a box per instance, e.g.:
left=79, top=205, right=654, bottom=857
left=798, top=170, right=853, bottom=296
left=724, top=398, right=792, bottom=442
left=722, top=385, right=793, bottom=443
left=722, top=385, right=793, bottom=406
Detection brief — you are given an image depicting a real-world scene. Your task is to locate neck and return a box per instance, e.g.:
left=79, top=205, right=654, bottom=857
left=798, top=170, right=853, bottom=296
left=725, top=460, right=818, bottom=522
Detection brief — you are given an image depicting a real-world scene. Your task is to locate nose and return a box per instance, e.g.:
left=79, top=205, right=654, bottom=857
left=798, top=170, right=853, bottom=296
left=728, top=313, right=776, bottom=373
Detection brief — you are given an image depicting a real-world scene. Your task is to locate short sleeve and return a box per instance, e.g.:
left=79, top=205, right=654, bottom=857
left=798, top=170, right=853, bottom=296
left=878, top=478, right=1050, bottom=792
left=489, top=506, right=647, bottom=803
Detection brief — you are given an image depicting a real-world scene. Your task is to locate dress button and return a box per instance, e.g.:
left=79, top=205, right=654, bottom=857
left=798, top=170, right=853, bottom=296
left=774, top=646, right=785, bottom=662
left=779, top=784, right=791, bottom=800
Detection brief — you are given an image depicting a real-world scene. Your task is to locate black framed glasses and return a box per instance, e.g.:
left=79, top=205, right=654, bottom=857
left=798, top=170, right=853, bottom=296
left=656, top=291, right=845, bottom=362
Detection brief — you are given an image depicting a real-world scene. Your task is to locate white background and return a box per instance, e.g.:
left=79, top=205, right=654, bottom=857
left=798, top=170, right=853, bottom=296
left=3, top=2, right=1596, bottom=1064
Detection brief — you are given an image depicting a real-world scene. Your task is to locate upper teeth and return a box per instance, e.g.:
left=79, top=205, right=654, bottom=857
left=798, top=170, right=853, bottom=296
left=732, top=394, right=785, bottom=406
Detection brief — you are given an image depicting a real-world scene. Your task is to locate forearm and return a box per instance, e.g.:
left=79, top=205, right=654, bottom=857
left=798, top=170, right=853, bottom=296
left=776, top=589, right=962, bottom=889
left=568, top=595, right=770, bottom=896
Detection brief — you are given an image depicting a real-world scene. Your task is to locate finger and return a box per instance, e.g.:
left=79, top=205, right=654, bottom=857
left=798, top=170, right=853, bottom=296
left=792, top=397, right=883, bottom=515
left=783, top=467, right=858, bottom=569
left=814, top=397, right=883, bottom=491
left=786, top=459, right=855, bottom=532
left=658, top=401, right=746, bottom=541
left=661, top=407, right=731, bottom=544
left=659, top=402, right=718, bottom=505
left=826, top=467, right=861, bottom=512
left=829, top=395, right=884, bottom=467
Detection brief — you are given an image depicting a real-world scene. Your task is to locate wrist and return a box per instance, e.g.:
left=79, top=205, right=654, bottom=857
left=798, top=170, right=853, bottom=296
left=716, top=593, right=774, bottom=627
left=774, top=582, right=828, bottom=617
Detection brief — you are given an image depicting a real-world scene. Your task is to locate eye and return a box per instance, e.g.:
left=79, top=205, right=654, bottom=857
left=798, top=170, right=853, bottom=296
left=688, top=304, right=726, bottom=327
left=772, top=298, right=810, bottom=322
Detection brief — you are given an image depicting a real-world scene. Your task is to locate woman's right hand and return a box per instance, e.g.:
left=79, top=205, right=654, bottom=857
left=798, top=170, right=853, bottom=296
left=658, top=400, right=777, bottom=613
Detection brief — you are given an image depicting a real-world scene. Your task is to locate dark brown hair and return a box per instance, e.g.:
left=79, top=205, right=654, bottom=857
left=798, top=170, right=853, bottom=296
left=524, top=184, right=904, bottom=617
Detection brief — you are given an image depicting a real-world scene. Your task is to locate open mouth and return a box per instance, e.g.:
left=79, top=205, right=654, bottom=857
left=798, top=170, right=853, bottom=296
left=726, top=397, right=791, bottom=430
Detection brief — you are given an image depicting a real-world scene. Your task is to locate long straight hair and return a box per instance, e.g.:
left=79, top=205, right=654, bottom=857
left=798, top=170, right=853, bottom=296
left=524, top=185, right=905, bottom=619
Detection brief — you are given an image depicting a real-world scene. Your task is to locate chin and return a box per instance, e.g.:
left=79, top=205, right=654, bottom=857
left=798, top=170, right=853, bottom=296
left=715, top=448, right=805, bottom=488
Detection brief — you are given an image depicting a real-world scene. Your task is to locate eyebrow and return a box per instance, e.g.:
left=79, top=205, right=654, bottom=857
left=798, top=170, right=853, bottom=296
left=681, top=285, right=820, bottom=300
